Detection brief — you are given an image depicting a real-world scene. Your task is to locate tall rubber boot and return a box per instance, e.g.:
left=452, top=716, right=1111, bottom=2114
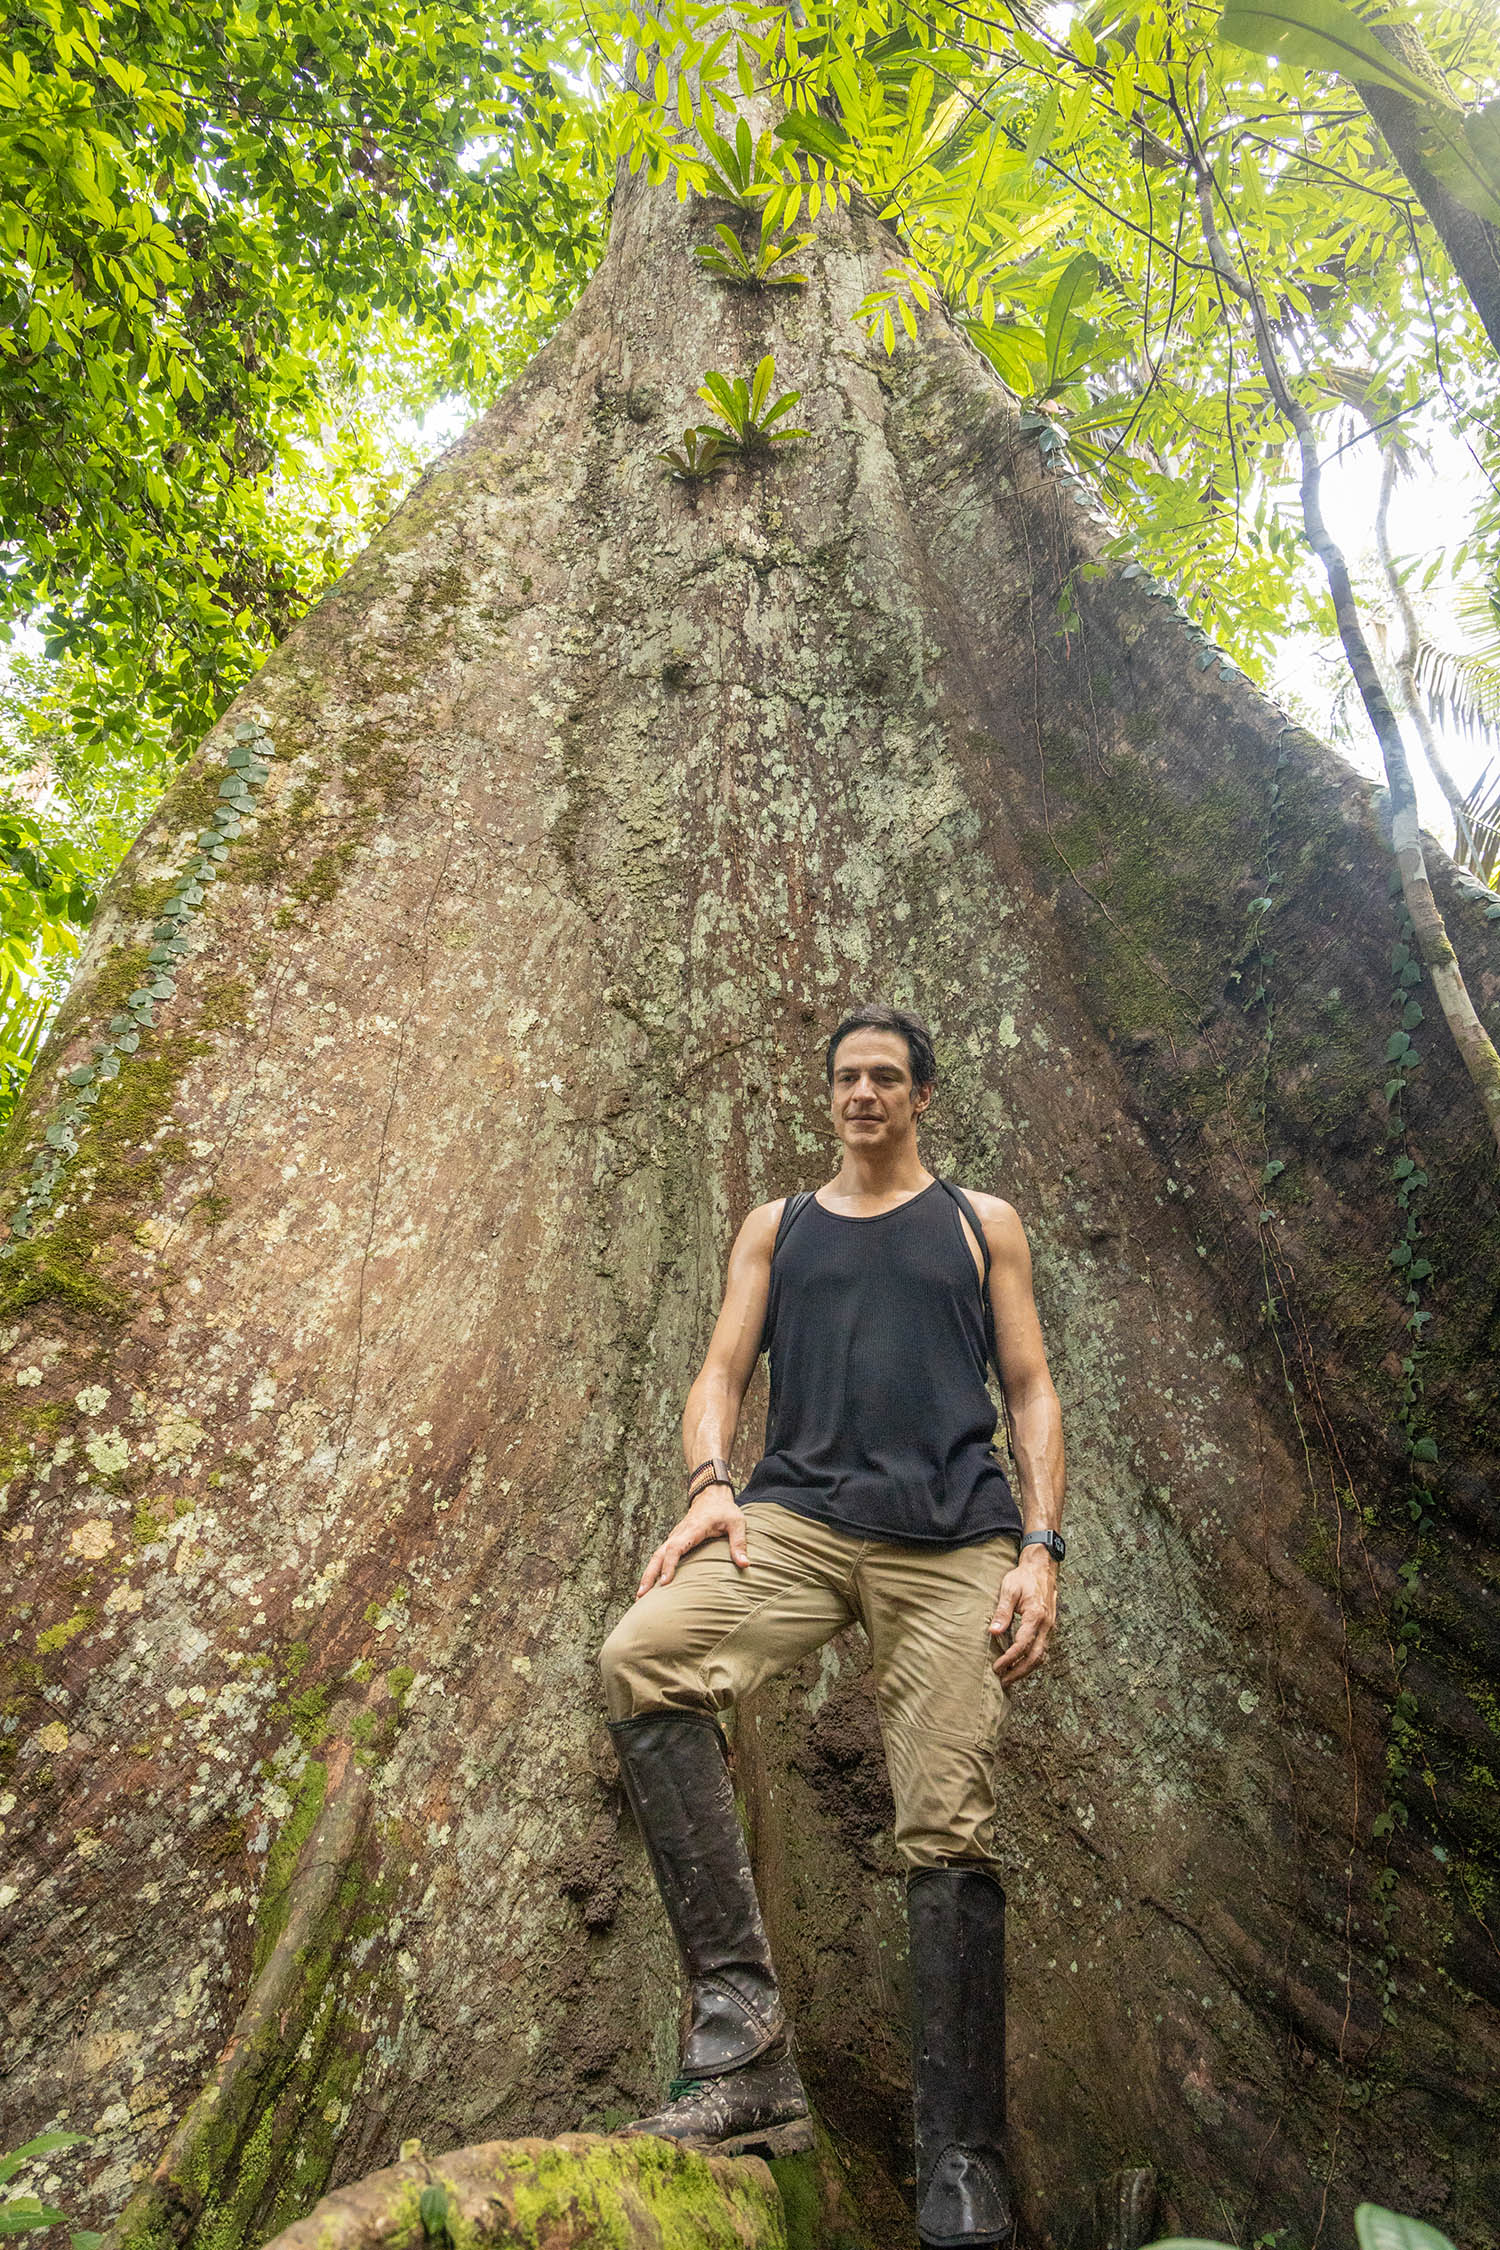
left=909, top=1866, right=1014, bottom=2249
left=609, top=1709, right=812, bottom=2158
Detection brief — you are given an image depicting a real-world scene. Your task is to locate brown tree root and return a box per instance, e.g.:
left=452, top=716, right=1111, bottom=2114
left=102, top=1713, right=376, bottom=2250
left=257, top=2134, right=787, bottom=2250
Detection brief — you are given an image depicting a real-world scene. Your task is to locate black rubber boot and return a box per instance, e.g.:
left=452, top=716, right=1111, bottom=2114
left=625, top=2037, right=814, bottom=2159
left=909, top=1866, right=1014, bottom=2249
left=609, top=1710, right=788, bottom=2077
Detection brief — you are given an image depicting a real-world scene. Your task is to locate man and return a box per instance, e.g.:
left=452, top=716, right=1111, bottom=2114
left=600, top=1003, right=1065, bottom=2250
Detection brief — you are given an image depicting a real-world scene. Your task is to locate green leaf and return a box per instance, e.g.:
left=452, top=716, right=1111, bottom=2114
left=775, top=112, right=854, bottom=167
left=1407, top=1440, right=1439, bottom=1465
left=0, top=2145, right=84, bottom=2193
left=1041, top=252, right=1098, bottom=396
left=1421, top=99, right=1500, bottom=227
left=1358, top=2196, right=1457, bottom=2250
left=1217, top=0, right=1449, bottom=103
left=1143, top=2240, right=1239, bottom=2250
left=0, top=2202, right=68, bottom=2237
left=1024, top=89, right=1059, bottom=165
left=748, top=353, right=775, bottom=423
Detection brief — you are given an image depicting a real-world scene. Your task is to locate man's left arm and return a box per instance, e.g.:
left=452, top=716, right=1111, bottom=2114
left=972, top=1195, right=1065, bottom=1685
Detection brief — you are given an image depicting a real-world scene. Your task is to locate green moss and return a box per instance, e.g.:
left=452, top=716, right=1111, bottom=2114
left=0, top=1020, right=206, bottom=1325
left=0, top=1652, right=44, bottom=1721
left=113, top=874, right=180, bottom=925
left=386, top=1663, right=415, bottom=1710
left=0, top=1398, right=69, bottom=1490
left=230, top=768, right=326, bottom=894
left=1001, top=733, right=1262, bottom=1064
left=196, top=978, right=252, bottom=1034
left=132, top=1494, right=187, bottom=1546
left=493, top=2135, right=787, bottom=2248
left=154, top=755, right=232, bottom=839
left=225, top=725, right=410, bottom=925
left=191, top=2101, right=278, bottom=2250
left=251, top=1759, right=327, bottom=1979
left=114, top=2208, right=179, bottom=2250
left=768, top=2155, right=822, bottom=2250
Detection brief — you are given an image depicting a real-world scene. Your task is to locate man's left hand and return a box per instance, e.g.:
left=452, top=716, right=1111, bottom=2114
left=989, top=1550, right=1058, bottom=1684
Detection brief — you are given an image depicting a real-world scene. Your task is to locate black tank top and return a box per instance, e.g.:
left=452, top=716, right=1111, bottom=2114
left=740, top=1180, right=1021, bottom=1548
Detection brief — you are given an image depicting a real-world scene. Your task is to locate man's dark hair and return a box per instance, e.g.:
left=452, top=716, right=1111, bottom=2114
left=825, top=1004, right=937, bottom=1089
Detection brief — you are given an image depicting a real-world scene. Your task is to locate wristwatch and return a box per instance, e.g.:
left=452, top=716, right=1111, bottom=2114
left=1020, top=1529, right=1066, bottom=1563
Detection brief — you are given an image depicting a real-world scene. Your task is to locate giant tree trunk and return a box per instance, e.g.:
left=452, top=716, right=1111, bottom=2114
left=2, top=122, right=1499, bottom=2250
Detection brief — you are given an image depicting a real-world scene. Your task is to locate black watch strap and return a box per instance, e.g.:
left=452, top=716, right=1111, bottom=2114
left=1020, top=1529, right=1066, bottom=1563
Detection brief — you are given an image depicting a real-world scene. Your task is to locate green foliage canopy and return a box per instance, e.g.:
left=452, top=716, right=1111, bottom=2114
left=594, top=0, right=1498, bottom=666
left=1, top=0, right=606, bottom=756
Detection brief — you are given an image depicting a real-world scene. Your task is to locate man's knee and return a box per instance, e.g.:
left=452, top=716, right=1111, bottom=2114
left=599, top=1603, right=704, bottom=1722
left=886, top=1729, right=999, bottom=1871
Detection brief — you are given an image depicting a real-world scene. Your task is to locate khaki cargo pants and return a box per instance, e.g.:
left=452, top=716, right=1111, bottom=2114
left=600, top=1499, right=1022, bottom=1872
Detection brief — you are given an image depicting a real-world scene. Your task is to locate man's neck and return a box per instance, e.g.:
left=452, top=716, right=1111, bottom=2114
left=828, top=1139, right=931, bottom=1205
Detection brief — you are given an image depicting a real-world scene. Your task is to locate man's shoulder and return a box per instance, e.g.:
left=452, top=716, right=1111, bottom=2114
left=950, top=1185, right=1026, bottom=1242
left=735, top=1198, right=793, bottom=1254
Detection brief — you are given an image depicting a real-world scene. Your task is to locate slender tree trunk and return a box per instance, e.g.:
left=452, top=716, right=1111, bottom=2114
left=1372, top=444, right=1479, bottom=865
left=1354, top=22, right=1500, bottom=358
left=2, top=96, right=1499, bottom=2250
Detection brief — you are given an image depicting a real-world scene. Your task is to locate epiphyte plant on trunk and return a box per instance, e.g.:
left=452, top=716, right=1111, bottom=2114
left=692, top=219, right=813, bottom=285
left=657, top=352, right=809, bottom=481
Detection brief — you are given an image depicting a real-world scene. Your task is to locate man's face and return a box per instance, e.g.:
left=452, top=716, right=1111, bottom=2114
left=828, top=1030, right=931, bottom=1150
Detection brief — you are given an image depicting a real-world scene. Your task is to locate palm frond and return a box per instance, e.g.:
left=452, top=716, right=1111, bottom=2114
left=1457, top=755, right=1500, bottom=887
left=1411, top=641, right=1500, bottom=746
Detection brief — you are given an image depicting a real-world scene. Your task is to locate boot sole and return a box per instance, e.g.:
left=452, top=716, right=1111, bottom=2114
left=715, top=2114, right=815, bottom=2160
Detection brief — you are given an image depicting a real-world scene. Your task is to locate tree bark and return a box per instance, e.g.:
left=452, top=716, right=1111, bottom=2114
left=1355, top=23, right=1500, bottom=358
left=2, top=109, right=1499, bottom=2250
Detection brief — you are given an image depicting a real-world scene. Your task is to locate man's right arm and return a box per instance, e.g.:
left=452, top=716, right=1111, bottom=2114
left=635, top=1200, right=784, bottom=1596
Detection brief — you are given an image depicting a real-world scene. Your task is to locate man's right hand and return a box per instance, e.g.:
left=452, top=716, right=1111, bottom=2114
left=637, top=1487, right=748, bottom=1595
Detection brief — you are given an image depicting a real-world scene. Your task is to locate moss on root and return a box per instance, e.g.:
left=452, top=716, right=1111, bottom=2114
left=251, top=1762, right=329, bottom=1980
